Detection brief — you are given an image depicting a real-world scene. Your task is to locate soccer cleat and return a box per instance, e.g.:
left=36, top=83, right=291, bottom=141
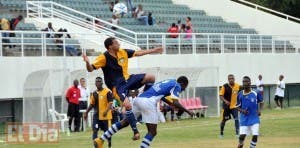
left=219, top=134, right=224, bottom=139
left=132, top=132, right=140, bottom=141
left=94, top=138, right=104, bottom=148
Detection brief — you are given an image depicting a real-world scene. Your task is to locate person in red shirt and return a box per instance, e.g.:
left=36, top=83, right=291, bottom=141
left=66, top=79, right=81, bottom=132
left=167, top=23, right=179, bottom=38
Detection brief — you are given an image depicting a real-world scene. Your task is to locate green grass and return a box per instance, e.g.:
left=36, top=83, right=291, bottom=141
left=1, top=108, right=300, bottom=148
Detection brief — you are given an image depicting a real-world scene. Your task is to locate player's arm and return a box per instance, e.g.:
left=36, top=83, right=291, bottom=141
left=219, top=86, right=230, bottom=105
left=236, top=93, right=248, bottom=114
left=133, top=47, right=163, bottom=57
left=82, top=54, right=106, bottom=72
left=103, top=92, right=113, bottom=117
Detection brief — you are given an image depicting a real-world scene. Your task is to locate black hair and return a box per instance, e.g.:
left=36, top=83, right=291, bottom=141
left=228, top=74, right=234, bottom=78
left=187, top=16, right=191, bottom=21
left=171, top=23, right=176, bottom=27
left=243, top=76, right=251, bottom=81
left=80, top=78, right=85, bottom=81
left=96, top=77, right=102, bottom=80
left=104, top=37, right=116, bottom=50
left=177, top=76, right=188, bottom=86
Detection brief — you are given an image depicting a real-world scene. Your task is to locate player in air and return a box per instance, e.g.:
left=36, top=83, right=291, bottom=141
left=83, top=37, right=163, bottom=141
left=236, top=76, right=264, bottom=148
left=94, top=76, right=194, bottom=148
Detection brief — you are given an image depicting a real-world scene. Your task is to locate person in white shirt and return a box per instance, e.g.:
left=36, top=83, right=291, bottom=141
left=256, top=75, right=264, bottom=96
left=274, top=75, right=285, bottom=109
left=78, top=78, right=90, bottom=129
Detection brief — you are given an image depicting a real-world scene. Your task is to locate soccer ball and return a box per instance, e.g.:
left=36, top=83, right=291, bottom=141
left=113, top=3, right=128, bottom=17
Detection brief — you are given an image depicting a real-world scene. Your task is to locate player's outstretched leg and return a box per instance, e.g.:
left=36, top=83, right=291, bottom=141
left=126, top=109, right=140, bottom=140
left=94, top=120, right=129, bottom=148
left=140, top=123, right=157, bottom=148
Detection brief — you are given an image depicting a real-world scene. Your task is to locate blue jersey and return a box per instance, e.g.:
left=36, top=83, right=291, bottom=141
left=139, top=79, right=182, bottom=100
left=237, top=90, right=263, bottom=126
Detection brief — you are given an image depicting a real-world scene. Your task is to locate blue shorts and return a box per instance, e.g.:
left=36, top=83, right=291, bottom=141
left=115, top=74, right=145, bottom=102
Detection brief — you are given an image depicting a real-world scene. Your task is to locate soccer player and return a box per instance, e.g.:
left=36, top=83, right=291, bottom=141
left=236, top=76, right=264, bottom=148
left=83, top=37, right=163, bottom=140
left=219, top=74, right=241, bottom=137
left=84, top=77, right=114, bottom=148
left=94, top=76, right=194, bottom=148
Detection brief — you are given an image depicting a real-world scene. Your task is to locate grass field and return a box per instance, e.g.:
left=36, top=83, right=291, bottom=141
left=1, top=107, right=300, bottom=148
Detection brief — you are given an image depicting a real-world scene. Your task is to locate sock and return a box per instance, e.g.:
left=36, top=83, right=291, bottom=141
left=220, top=121, right=225, bottom=135
left=140, top=134, right=154, bottom=148
left=250, top=141, right=257, bottom=148
left=101, top=122, right=122, bottom=141
left=143, top=83, right=153, bottom=92
left=234, top=119, right=240, bottom=135
left=126, top=110, right=139, bottom=134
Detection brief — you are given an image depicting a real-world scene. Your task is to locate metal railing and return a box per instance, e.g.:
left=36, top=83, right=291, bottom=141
left=26, top=1, right=137, bottom=46
left=233, top=0, right=300, bottom=23
left=1, top=30, right=299, bottom=57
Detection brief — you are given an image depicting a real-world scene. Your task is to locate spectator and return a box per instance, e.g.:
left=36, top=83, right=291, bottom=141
left=184, top=25, right=192, bottom=39
left=219, top=74, right=241, bottom=138
left=42, top=22, right=55, bottom=38
left=148, top=12, right=155, bottom=26
left=9, top=15, right=23, bottom=38
left=186, top=16, right=192, bottom=30
left=256, top=74, right=264, bottom=96
left=177, top=20, right=182, bottom=31
left=66, top=79, right=81, bottom=132
left=109, top=15, right=119, bottom=30
left=274, top=75, right=285, bottom=109
left=179, top=24, right=186, bottom=33
left=55, top=28, right=80, bottom=56
left=167, top=23, right=179, bottom=38
left=134, top=4, right=148, bottom=25
left=126, top=0, right=134, bottom=13
left=109, top=2, right=114, bottom=12
left=79, top=77, right=90, bottom=110
left=0, top=17, right=11, bottom=49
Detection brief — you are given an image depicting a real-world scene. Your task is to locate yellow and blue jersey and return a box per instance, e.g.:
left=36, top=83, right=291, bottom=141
left=236, top=90, right=263, bottom=126
left=91, top=48, right=135, bottom=90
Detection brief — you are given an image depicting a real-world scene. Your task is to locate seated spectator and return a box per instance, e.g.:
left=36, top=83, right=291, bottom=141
left=0, top=17, right=11, bottom=48
left=185, top=26, right=192, bottom=39
left=148, top=12, right=155, bottom=26
left=42, top=22, right=55, bottom=38
left=55, top=29, right=81, bottom=56
left=167, top=23, right=179, bottom=38
left=108, top=15, right=119, bottom=30
left=134, top=4, right=148, bottom=25
left=179, top=24, right=186, bottom=33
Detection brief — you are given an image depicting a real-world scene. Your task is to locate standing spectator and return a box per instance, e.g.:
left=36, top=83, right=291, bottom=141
left=109, top=15, right=119, bottom=30
left=42, top=22, right=55, bottom=38
left=274, top=75, right=285, bottom=109
left=66, top=79, right=81, bottom=132
left=186, top=16, right=192, bottom=30
left=134, top=4, right=148, bottom=25
left=256, top=75, right=264, bottom=96
left=184, top=26, right=192, bottom=39
left=236, top=76, right=264, bottom=148
left=0, top=17, right=11, bottom=49
left=167, top=23, right=179, bottom=38
left=109, top=2, right=114, bottom=12
left=84, top=77, right=113, bottom=148
left=78, top=77, right=90, bottom=130
left=219, top=74, right=241, bottom=138
left=9, top=15, right=23, bottom=38
left=126, top=0, right=134, bottom=13
left=177, top=20, right=182, bottom=32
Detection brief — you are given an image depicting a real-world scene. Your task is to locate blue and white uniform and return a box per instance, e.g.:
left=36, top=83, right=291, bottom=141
left=236, top=90, right=263, bottom=135
left=132, top=79, right=182, bottom=124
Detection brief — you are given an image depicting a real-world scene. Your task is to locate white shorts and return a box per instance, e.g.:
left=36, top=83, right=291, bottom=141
left=132, top=96, right=161, bottom=124
left=240, top=124, right=260, bottom=135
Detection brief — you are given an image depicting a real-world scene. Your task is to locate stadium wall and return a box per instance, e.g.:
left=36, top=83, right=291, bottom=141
left=1, top=54, right=300, bottom=99
left=172, top=0, right=300, bottom=36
